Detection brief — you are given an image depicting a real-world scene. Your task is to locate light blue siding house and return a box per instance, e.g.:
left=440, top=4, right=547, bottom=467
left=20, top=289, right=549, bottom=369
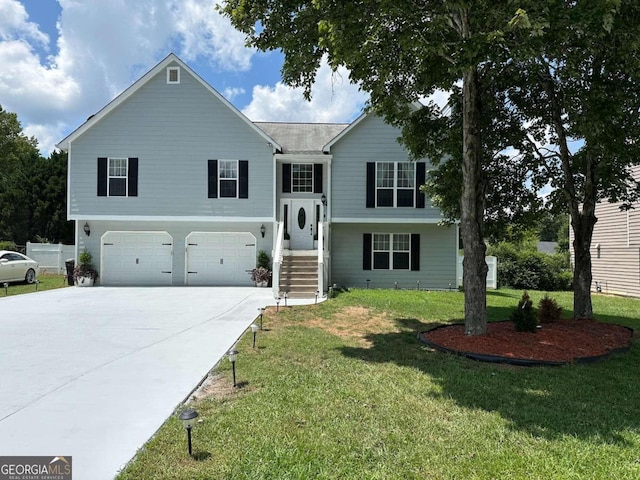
left=57, top=53, right=457, bottom=295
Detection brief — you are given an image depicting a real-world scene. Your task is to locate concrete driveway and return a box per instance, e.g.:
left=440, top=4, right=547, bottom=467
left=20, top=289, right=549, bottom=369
left=0, top=286, right=274, bottom=479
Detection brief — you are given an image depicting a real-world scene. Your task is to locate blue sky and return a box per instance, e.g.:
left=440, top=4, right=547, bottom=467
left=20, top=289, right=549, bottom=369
left=1, top=0, right=369, bottom=155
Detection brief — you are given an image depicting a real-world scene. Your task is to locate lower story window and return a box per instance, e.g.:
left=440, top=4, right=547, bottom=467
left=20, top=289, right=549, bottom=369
left=373, top=233, right=410, bottom=270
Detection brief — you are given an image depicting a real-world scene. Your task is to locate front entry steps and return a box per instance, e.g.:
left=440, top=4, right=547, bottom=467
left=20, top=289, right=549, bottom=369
left=279, top=254, right=318, bottom=299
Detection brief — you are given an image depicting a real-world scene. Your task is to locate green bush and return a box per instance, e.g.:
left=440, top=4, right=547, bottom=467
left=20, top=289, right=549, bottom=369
left=510, top=291, right=537, bottom=332
left=538, top=295, right=562, bottom=324
left=256, top=250, right=271, bottom=270
left=0, top=240, right=17, bottom=251
left=488, top=240, right=572, bottom=291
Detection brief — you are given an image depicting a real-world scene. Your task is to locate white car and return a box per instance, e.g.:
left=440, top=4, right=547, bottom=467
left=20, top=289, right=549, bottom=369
left=0, top=250, right=39, bottom=284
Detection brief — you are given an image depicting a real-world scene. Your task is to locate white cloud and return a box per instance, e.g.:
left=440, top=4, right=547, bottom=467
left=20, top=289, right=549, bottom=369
left=0, top=0, right=257, bottom=155
left=173, top=0, right=254, bottom=71
left=0, top=0, right=48, bottom=46
left=23, top=122, right=67, bottom=156
left=222, top=87, right=246, bottom=101
left=242, top=60, right=368, bottom=123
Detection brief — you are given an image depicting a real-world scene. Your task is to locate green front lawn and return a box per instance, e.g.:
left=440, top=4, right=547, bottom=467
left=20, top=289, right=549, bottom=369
left=0, top=273, right=69, bottom=297
left=118, top=289, right=640, bottom=479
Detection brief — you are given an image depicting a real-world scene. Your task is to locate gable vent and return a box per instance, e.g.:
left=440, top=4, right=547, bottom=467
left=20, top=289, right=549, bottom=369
left=167, top=66, right=180, bottom=84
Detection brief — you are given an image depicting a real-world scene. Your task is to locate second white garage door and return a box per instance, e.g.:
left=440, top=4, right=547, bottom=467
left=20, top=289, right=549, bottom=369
left=101, top=231, right=173, bottom=285
left=185, top=232, right=256, bottom=286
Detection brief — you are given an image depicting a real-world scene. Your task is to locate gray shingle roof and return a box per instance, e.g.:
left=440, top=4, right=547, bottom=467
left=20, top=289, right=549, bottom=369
left=254, top=122, right=349, bottom=154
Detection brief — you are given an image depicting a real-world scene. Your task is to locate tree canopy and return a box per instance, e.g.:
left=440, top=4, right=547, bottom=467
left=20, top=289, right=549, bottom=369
left=0, top=106, right=72, bottom=245
left=496, top=1, right=640, bottom=317
left=223, top=0, right=640, bottom=327
left=222, top=0, right=541, bottom=335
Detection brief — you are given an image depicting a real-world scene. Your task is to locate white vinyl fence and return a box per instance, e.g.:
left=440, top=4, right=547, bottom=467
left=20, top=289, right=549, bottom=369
left=26, top=242, right=75, bottom=274
left=457, top=255, right=498, bottom=289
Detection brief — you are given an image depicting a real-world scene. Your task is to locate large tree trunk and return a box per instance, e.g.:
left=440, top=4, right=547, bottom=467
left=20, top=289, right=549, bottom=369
left=572, top=212, right=595, bottom=318
left=570, top=162, right=597, bottom=319
left=461, top=63, right=488, bottom=336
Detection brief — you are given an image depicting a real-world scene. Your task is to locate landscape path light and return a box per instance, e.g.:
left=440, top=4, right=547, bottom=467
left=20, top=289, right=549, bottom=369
left=228, top=348, right=239, bottom=387
left=276, top=295, right=281, bottom=312
left=3, top=283, right=8, bottom=296
left=178, top=408, right=199, bottom=457
left=315, top=290, right=319, bottom=304
left=251, top=323, right=259, bottom=349
left=257, top=307, right=265, bottom=329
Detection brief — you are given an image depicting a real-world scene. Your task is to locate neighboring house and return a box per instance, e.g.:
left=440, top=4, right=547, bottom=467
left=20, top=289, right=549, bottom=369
left=580, top=165, right=640, bottom=297
left=57, top=53, right=457, bottom=296
left=537, top=241, right=558, bottom=255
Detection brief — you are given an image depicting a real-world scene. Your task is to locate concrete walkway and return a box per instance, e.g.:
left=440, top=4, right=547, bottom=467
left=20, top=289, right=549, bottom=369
left=0, top=286, right=277, bottom=479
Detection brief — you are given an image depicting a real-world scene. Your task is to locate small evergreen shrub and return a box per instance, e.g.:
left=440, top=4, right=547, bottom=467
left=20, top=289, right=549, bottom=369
left=510, top=291, right=537, bottom=332
left=538, top=295, right=562, bottom=324
left=256, top=250, right=271, bottom=270
left=73, top=249, right=99, bottom=282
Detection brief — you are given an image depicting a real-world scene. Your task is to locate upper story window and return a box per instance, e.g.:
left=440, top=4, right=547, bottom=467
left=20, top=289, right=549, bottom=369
left=366, top=161, right=425, bottom=209
left=167, top=66, right=180, bottom=84
left=108, top=158, right=128, bottom=196
left=376, top=162, right=415, bottom=207
left=292, top=164, right=313, bottom=192
left=207, top=159, right=249, bottom=199
left=219, top=160, right=238, bottom=198
left=97, top=157, right=138, bottom=197
left=282, top=163, right=323, bottom=194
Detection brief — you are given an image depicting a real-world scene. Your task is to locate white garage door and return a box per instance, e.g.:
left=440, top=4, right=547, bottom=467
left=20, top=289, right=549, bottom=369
left=101, top=231, right=173, bottom=285
left=186, top=232, right=256, bottom=286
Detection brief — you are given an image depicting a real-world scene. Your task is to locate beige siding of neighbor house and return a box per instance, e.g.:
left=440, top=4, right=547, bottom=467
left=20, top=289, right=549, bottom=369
left=585, top=165, right=640, bottom=297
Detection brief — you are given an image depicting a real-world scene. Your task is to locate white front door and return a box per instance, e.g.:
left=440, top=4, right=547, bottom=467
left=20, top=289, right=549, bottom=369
left=290, top=199, right=315, bottom=250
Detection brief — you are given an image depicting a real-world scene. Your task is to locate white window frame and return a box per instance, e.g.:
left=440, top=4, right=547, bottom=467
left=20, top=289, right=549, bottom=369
left=219, top=159, right=239, bottom=199
left=372, top=233, right=411, bottom=270
left=375, top=162, right=415, bottom=207
left=108, top=157, right=128, bottom=197
left=167, top=66, right=180, bottom=84
left=292, top=163, right=314, bottom=193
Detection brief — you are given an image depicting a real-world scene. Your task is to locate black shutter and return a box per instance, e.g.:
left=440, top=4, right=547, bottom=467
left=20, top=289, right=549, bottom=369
left=128, top=158, right=138, bottom=197
left=314, top=163, right=323, bottom=193
left=282, top=163, right=292, bottom=193
left=363, top=233, right=372, bottom=270
left=208, top=160, right=218, bottom=198
left=366, top=162, right=375, bottom=208
left=97, top=157, right=107, bottom=196
left=239, top=160, right=249, bottom=198
left=416, top=162, right=426, bottom=208
left=411, top=234, right=420, bottom=271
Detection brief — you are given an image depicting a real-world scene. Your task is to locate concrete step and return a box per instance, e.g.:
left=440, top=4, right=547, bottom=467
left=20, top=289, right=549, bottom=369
left=285, top=291, right=321, bottom=299
left=281, top=261, right=317, bottom=268
left=278, top=285, right=320, bottom=293
left=280, top=279, right=318, bottom=291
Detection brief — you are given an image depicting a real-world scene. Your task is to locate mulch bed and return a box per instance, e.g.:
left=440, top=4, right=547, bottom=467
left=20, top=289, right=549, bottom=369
left=419, top=319, right=634, bottom=365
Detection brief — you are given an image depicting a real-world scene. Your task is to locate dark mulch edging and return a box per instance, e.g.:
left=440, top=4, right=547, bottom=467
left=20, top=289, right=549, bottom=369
left=418, top=320, right=634, bottom=367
